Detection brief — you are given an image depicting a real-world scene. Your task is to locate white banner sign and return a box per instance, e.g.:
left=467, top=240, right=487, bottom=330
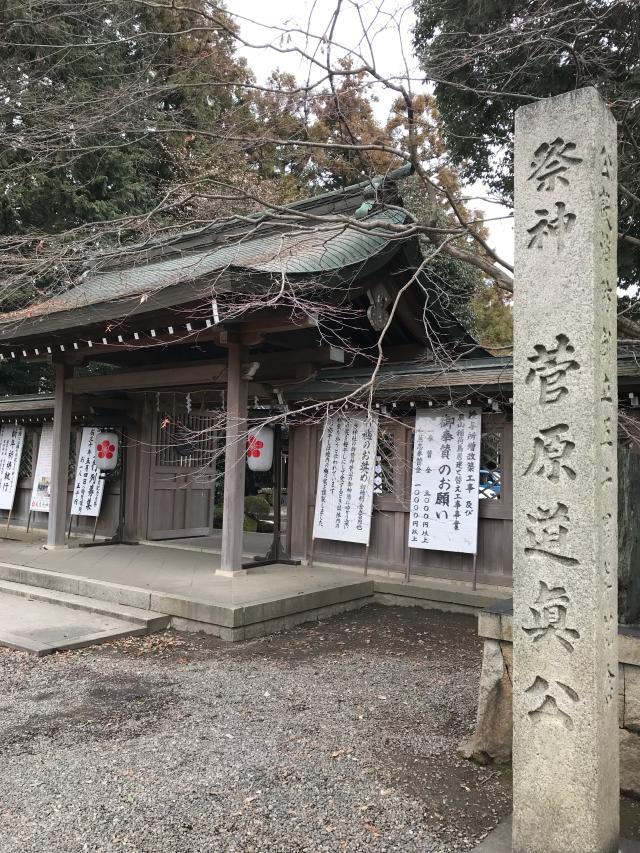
left=408, top=408, right=482, bottom=554
left=71, top=427, right=105, bottom=518
left=0, top=425, right=25, bottom=511
left=313, top=413, right=379, bottom=545
left=30, top=423, right=54, bottom=512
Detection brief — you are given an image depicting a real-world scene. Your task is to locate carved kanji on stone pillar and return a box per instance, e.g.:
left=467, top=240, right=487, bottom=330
left=513, top=88, right=619, bottom=853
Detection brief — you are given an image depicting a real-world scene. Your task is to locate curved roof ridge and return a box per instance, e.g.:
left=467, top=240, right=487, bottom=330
left=0, top=209, right=408, bottom=334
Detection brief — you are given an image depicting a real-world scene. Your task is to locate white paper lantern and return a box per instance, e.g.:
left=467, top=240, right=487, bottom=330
left=247, top=426, right=274, bottom=472
left=95, top=431, right=119, bottom=472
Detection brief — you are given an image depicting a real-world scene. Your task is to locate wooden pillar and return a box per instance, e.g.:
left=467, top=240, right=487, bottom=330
left=219, top=341, right=248, bottom=575
left=288, top=425, right=312, bottom=561
left=125, top=397, right=151, bottom=541
left=139, top=396, right=155, bottom=540
left=46, top=361, right=72, bottom=548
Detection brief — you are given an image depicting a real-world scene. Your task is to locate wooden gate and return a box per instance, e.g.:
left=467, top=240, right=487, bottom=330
left=147, top=412, right=218, bottom=540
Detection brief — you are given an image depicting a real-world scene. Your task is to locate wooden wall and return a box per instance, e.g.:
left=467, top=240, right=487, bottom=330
left=0, top=401, right=219, bottom=543
left=287, top=414, right=514, bottom=586
left=0, top=425, right=122, bottom=539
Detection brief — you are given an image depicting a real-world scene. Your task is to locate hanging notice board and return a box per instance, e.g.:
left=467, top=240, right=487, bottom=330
left=71, top=427, right=105, bottom=518
left=30, top=423, right=54, bottom=512
left=312, top=413, right=379, bottom=545
left=408, top=408, right=481, bottom=554
left=0, top=424, right=25, bottom=511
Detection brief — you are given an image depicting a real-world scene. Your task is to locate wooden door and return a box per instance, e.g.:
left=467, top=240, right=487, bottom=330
left=146, top=412, right=218, bottom=540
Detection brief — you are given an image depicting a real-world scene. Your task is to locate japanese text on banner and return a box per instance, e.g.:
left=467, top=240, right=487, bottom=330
left=0, top=424, right=25, bottom=511
left=408, top=408, right=481, bottom=554
left=313, top=413, right=379, bottom=545
left=71, top=427, right=106, bottom=518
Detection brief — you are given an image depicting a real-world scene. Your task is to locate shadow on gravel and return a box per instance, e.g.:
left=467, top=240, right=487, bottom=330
left=0, top=672, right=176, bottom=752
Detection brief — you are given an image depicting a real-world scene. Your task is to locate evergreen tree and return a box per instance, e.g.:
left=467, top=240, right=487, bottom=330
left=413, top=0, right=640, bottom=290
left=0, top=1, right=253, bottom=308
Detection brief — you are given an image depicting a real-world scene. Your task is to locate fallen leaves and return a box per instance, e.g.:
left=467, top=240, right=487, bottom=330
left=104, top=632, right=189, bottom=658
left=331, top=747, right=353, bottom=759
left=363, top=820, right=383, bottom=838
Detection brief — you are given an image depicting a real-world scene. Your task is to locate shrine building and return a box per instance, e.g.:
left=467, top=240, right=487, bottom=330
left=0, top=165, right=639, bottom=627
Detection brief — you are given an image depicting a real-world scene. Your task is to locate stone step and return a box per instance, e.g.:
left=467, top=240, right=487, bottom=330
left=0, top=578, right=170, bottom=631
left=0, top=590, right=162, bottom=656
left=0, top=561, right=158, bottom=612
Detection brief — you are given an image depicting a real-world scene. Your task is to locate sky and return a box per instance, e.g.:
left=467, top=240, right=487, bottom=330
left=227, top=0, right=515, bottom=268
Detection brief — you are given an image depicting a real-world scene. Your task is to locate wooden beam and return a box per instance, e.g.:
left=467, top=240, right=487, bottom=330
left=65, top=344, right=345, bottom=394
left=255, top=346, right=344, bottom=374
left=47, top=362, right=72, bottom=548
left=65, top=325, right=227, bottom=362
left=381, top=344, right=433, bottom=362
left=15, top=308, right=319, bottom=365
left=219, top=342, right=248, bottom=575
left=66, top=361, right=228, bottom=394
left=0, top=398, right=53, bottom=414
left=84, top=309, right=318, bottom=355
left=222, top=311, right=319, bottom=342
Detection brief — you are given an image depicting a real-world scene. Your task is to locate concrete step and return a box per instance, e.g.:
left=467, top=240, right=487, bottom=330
left=0, top=591, right=159, bottom=656
left=0, top=561, right=158, bottom=612
left=0, top=578, right=170, bottom=631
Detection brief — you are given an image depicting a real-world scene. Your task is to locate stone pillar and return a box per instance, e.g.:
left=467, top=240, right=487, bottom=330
left=513, top=88, right=618, bottom=852
left=47, top=361, right=72, bottom=548
left=219, top=340, right=248, bottom=576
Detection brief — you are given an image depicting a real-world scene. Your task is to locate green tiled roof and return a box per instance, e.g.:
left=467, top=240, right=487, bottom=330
left=0, top=208, right=407, bottom=340
left=285, top=352, right=640, bottom=400
left=59, top=209, right=405, bottom=310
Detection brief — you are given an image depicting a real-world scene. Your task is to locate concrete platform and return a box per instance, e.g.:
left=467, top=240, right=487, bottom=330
left=0, top=535, right=510, bottom=641
left=140, top=530, right=273, bottom=555
left=473, top=816, right=640, bottom=851
left=0, top=592, right=160, bottom=656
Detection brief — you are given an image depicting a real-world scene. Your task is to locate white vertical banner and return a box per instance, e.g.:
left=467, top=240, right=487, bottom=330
left=313, top=413, right=379, bottom=545
left=30, top=423, right=54, bottom=512
left=0, top=425, right=25, bottom=511
left=408, top=408, right=481, bottom=554
left=71, top=427, right=105, bottom=518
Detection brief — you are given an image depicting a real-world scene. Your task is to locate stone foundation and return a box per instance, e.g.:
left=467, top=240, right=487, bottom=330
left=461, top=600, right=640, bottom=797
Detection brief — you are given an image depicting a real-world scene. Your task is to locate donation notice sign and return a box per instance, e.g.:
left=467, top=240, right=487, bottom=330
left=0, top=424, right=25, bottom=511
left=408, top=408, right=481, bottom=554
left=71, top=427, right=105, bottom=518
left=30, top=423, right=54, bottom=512
left=312, top=413, right=379, bottom=545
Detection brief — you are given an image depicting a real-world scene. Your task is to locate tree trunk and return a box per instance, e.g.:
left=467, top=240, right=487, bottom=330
left=618, top=443, right=640, bottom=624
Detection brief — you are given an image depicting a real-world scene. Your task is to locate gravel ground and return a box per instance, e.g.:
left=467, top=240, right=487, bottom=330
left=0, top=605, right=513, bottom=852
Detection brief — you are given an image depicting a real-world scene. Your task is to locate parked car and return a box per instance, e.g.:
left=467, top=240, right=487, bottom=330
left=479, top=468, right=501, bottom=499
